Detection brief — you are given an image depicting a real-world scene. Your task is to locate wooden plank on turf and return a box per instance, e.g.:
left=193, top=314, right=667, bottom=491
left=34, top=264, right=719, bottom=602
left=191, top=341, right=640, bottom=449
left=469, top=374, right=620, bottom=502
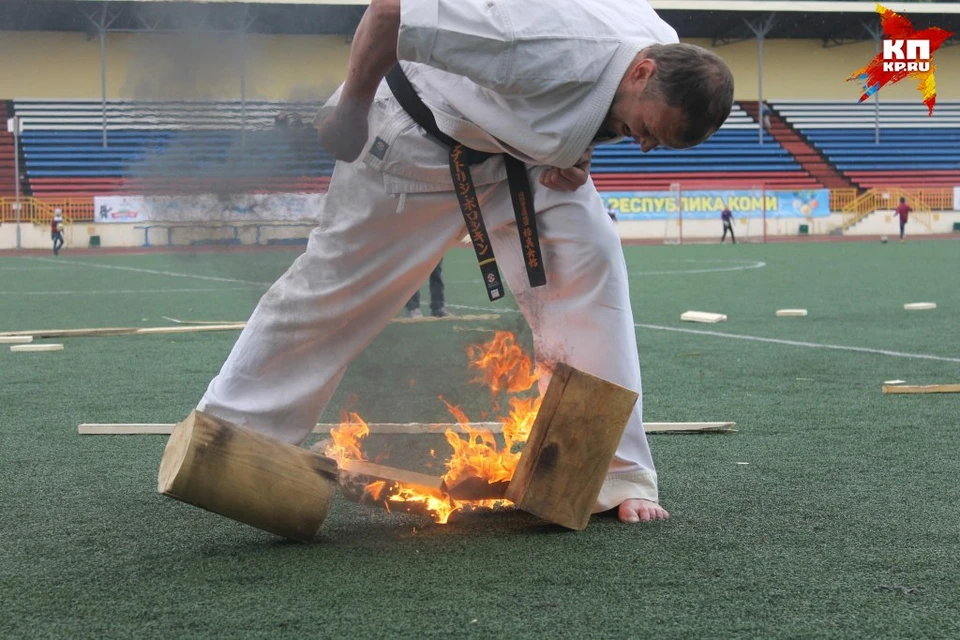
left=1, top=314, right=498, bottom=340
left=10, top=344, right=63, bottom=352
left=644, top=421, right=737, bottom=433
left=80, top=421, right=735, bottom=436
left=157, top=410, right=338, bottom=542
left=882, top=384, right=960, bottom=395
left=504, top=363, right=638, bottom=530
left=339, top=459, right=445, bottom=498
left=681, top=310, right=727, bottom=323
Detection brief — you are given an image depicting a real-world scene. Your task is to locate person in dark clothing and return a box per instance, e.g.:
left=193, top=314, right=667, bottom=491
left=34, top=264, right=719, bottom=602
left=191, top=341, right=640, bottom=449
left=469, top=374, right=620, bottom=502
left=895, top=197, right=911, bottom=243
left=720, top=207, right=735, bottom=244
left=404, top=259, right=449, bottom=318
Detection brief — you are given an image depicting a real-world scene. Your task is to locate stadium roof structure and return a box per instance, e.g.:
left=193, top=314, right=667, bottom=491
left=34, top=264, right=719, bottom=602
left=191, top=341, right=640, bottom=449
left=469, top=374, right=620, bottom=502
left=1, top=1, right=958, bottom=44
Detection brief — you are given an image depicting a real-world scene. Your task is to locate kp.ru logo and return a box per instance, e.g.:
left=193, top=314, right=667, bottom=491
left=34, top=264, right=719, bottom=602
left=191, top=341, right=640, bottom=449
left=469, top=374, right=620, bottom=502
left=847, top=3, right=954, bottom=114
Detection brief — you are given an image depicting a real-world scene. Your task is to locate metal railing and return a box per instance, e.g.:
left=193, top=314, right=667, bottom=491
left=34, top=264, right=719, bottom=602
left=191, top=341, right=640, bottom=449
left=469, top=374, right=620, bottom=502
left=839, top=187, right=951, bottom=231
left=0, top=197, right=95, bottom=225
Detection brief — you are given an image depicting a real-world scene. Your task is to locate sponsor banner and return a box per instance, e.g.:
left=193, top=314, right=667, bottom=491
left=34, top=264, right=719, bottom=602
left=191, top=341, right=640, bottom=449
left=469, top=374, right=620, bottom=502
left=954, top=186, right=960, bottom=211
left=601, top=189, right=830, bottom=221
left=94, top=193, right=325, bottom=223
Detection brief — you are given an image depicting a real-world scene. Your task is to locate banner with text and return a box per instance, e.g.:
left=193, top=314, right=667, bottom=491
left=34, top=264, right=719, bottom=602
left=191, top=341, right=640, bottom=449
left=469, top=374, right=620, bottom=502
left=601, top=189, right=830, bottom=221
left=93, top=193, right=325, bottom=223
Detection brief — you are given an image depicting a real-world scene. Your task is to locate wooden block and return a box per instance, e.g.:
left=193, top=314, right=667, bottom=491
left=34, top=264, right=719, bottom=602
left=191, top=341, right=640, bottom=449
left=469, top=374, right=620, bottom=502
left=776, top=309, right=808, bottom=317
left=0, top=336, right=32, bottom=344
left=681, top=310, right=727, bottom=323
left=157, top=410, right=338, bottom=542
left=904, top=302, right=936, bottom=310
left=441, top=477, right=511, bottom=501
left=504, top=363, right=638, bottom=530
left=10, top=344, right=63, bottom=352
left=882, top=384, right=960, bottom=395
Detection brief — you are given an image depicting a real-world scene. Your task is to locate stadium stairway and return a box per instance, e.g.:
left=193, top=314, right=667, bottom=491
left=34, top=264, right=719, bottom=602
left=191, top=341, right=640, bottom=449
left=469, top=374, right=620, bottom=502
left=740, top=100, right=853, bottom=190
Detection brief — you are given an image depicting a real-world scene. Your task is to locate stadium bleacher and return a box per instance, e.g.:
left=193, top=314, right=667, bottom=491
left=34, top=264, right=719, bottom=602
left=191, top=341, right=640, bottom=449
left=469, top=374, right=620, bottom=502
left=771, top=101, right=960, bottom=190
left=11, top=99, right=823, bottom=197
left=10, top=99, right=959, bottom=198
left=590, top=103, right=823, bottom=191
left=13, top=99, right=334, bottom=198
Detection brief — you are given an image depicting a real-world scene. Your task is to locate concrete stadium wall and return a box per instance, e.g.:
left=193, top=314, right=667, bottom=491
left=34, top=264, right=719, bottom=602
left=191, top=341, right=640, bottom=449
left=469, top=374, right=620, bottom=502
left=0, top=31, right=350, bottom=101
left=843, top=210, right=960, bottom=236
left=1, top=31, right=957, bottom=101
left=685, top=38, right=960, bottom=102
left=4, top=213, right=959, bottom=250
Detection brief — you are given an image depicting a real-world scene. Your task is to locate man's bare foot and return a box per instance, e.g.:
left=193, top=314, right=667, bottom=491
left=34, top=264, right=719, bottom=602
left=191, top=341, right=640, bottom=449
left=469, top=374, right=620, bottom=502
left=618, top=499, right=669, bottom=523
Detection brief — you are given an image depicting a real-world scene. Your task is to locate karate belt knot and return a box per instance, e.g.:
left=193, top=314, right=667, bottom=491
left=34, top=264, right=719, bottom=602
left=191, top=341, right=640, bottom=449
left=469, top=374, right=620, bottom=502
left=386, top=65, right=546, bottom=302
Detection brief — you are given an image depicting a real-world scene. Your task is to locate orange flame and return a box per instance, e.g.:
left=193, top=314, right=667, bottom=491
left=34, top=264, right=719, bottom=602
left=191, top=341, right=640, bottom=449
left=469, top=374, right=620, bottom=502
left=467, top=331, right=538, bottom=397
left=349, top=332, right=543, bottom=524
left=325, top=411, right=369, bottom=464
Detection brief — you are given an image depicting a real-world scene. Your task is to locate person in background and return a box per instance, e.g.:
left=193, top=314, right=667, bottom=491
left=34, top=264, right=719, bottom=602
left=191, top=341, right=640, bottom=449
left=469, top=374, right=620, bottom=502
left=895, top=196, right=911, bottom=243
left=51, top=209, right=65, bottom=256
left=721, top=206, right=736, bottom=244
left=405, top=259, right=449, bottom=318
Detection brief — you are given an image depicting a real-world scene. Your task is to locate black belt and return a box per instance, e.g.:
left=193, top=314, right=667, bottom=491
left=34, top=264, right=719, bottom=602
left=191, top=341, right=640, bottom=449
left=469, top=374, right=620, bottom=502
left=385, top=65, right=546, bottom=302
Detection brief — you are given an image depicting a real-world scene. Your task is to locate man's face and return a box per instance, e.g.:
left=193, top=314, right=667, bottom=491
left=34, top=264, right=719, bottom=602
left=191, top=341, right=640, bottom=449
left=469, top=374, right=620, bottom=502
left=603, top=58, right=713, bottom=153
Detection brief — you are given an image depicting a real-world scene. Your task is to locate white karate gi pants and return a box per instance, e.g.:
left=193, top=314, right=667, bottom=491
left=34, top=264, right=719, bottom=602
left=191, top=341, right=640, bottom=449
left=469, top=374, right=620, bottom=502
left=198, top=99, right=659, bottom=509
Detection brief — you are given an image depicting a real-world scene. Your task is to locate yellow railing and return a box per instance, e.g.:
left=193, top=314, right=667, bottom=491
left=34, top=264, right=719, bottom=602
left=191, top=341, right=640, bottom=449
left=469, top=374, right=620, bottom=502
left=840, top=187, right=951, bottom=231
left=830, top=189, right=859, bottom=212
left=0, top=197, right=95, bottom=225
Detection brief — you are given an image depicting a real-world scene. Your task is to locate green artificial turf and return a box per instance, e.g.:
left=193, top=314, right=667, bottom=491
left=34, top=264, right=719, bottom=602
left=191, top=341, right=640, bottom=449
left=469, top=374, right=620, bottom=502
left=1, top=239, right=959, bottom=639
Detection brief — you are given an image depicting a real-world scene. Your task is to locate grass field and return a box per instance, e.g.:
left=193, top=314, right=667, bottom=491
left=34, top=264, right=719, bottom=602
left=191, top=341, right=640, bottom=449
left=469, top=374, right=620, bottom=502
left=2, top=239, right=959, bottom=639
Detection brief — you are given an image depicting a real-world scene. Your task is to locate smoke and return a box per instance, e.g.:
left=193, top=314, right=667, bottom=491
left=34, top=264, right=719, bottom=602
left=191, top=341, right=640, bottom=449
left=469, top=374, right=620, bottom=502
left=108, top=4, right=339, bottom=284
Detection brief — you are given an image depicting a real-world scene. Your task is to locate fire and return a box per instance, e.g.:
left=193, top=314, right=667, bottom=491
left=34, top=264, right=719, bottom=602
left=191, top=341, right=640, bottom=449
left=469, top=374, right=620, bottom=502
left=324, top=411, right=369, bottom=464
left=467, top=331, right=539, bottom=398
left=327, top=331, right=542, bottom=524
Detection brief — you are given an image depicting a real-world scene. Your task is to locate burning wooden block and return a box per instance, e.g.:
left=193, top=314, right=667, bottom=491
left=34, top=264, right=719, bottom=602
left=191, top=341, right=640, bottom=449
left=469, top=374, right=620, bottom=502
left=157, top=410, right=338, bottom=542
left=338, top=459, right=445, bottom=501
left=505, top=363, right=638, bottom=530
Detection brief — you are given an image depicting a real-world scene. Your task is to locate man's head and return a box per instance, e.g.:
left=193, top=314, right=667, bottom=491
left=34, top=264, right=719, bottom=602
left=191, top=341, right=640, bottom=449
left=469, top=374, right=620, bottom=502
left=604, top=43, right=734, bottom=152
left=900, top=197, right=906, bottom=204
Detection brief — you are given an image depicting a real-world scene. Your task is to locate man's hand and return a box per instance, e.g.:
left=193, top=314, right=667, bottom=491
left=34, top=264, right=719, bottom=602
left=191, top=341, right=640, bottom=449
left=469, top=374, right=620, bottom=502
left=538, top=147, right=593, bottom=192
left=317, top=0, right=401, bottom=162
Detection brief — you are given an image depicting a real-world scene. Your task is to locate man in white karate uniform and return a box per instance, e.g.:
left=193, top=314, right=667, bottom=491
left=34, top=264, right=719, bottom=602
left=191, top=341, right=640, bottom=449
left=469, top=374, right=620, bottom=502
left=198, top=0, right=734, bottom=523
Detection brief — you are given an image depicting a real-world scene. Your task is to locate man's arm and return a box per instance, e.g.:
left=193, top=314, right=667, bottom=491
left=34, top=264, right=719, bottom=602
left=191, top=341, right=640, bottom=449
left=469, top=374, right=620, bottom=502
left=316, top=0, right=401, bottom=162
left=539, top=147, right=594, bottom=192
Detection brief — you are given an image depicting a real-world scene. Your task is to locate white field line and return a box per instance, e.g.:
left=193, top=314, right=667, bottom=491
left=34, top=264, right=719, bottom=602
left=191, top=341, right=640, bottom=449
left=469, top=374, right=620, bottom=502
left=448, top=304, right=960, bottom=364
left=0, top=287, right=252, bottom=296
left=28, top=257, right=272, bottom=287
left=0, top=266, right=64, bottom=271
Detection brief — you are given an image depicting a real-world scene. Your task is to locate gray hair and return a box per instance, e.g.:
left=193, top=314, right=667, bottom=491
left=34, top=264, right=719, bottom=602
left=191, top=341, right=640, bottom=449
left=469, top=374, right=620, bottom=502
left=642, top=43, right=735, bottom=146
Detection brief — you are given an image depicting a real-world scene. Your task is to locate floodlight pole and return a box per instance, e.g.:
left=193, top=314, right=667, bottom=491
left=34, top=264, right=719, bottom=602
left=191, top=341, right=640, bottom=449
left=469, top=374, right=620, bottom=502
left=9, top=116, right=21, bottom=250
left=85, top=4, right=118, bottom=148
left=746, top=15, right=776, bottom=146
left=238, top=7, right=254, bottom=149
left=100, top=23, right=107, bottom=147
left=871, top=29, right=882, bottom=144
